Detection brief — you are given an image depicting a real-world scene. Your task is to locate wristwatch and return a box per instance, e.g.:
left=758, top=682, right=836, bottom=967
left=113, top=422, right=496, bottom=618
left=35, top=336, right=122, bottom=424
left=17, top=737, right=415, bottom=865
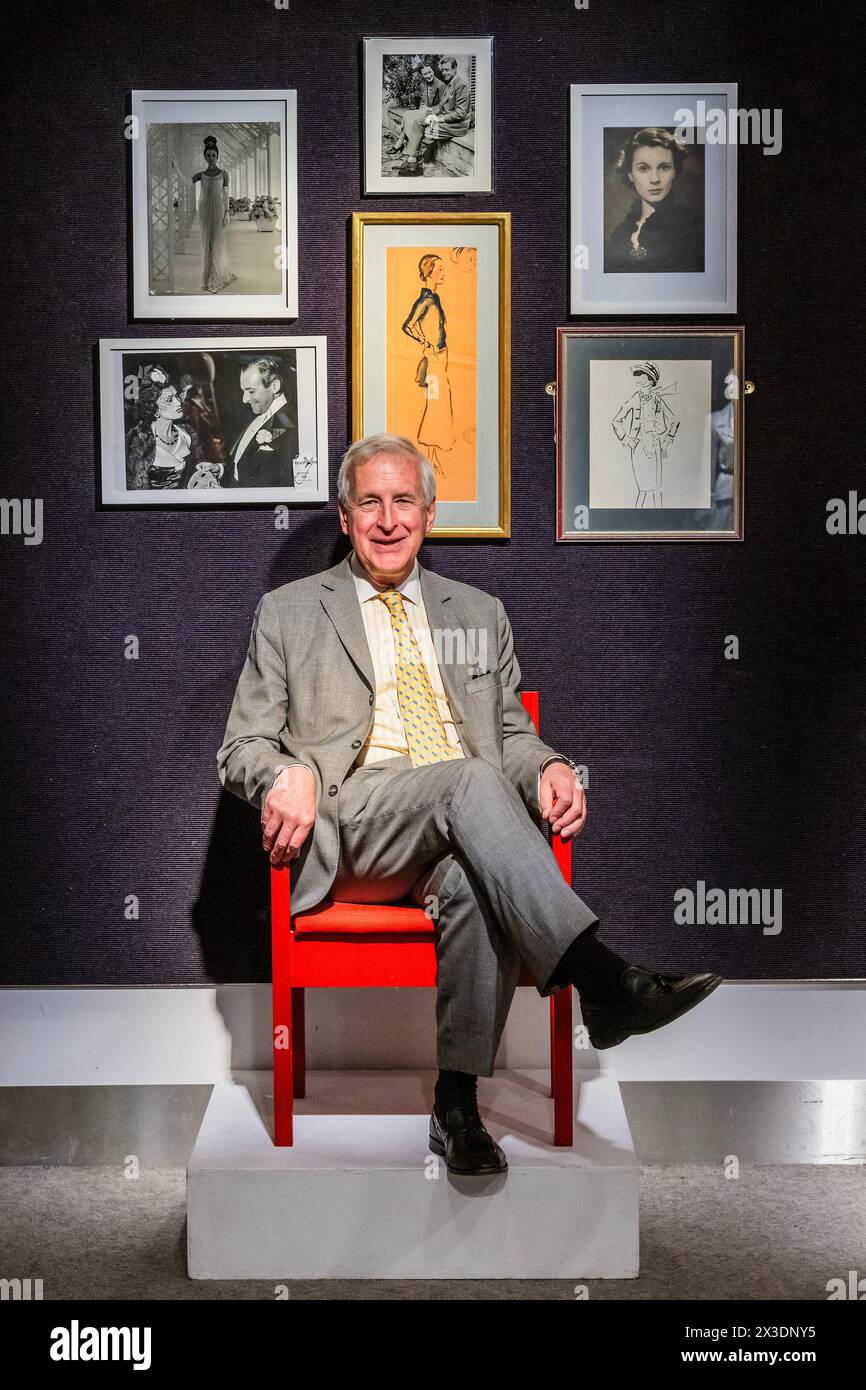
left=541, top=755, right=582, bottom=781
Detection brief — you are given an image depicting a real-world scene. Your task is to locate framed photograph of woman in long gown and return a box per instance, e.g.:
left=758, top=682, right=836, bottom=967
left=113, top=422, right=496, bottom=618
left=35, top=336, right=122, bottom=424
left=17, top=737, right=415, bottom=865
left=98, top=336, right=328, bottom=506
left=569, top=83, right=737, bottom=314
left=556, top=326, right=745, bottom=541
left=352, top=211, right=510, bottom=538
left=130, top=90, right=298, bottom=319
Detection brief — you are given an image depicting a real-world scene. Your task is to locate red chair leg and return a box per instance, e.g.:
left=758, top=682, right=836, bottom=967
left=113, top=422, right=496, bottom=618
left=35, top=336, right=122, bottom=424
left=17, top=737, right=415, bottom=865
left=549, top=998, right=556, bottom=1097
left=292, top=988, right=306, bottom=1098
left=550, top=987, right=574, bottom=1146
left=271, top=865, right=294, bottom=1146
left=547, top=820, right=575, bottom=1145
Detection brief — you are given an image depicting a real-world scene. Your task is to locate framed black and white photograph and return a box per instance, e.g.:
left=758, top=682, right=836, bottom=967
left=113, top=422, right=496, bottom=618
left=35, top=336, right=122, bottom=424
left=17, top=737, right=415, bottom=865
left=363, top=37, right=493, bottom=195
left=570, top=83, right=737, bottom=314
left=130, top=90, right=298, bottom=319
left=98, top=337, right=328, bottom=506
left=556, top=326, right=745, bottom=542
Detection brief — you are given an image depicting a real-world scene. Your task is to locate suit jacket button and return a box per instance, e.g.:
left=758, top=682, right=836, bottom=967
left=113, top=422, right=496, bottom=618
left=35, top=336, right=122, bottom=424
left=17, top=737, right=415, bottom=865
left=351, top=739, right=361, bottom=748
left=328, top=784, right=338, bottom=796
left=369, top=693, right=374, bottom=704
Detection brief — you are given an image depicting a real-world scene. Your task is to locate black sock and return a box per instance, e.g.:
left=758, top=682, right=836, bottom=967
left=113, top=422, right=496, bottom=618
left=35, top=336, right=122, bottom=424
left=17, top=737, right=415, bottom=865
left=547, top=922, right=631, bottom=1001
left=434, top=1068, right=478, bottom=1117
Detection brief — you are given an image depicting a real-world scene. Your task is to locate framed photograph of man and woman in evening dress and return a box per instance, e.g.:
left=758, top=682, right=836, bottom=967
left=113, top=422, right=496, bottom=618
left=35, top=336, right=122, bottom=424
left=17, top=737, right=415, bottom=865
left=556, top=326, right=744, bottom=541
left=569, top=83, right=737, bottom=315
left=98, top=337, right=328, bottom=506
left=363, top=37, right=493, bottom=195
left=129, top=90, right=298, bottom=319
left=352, top=211, right=510, bottom=538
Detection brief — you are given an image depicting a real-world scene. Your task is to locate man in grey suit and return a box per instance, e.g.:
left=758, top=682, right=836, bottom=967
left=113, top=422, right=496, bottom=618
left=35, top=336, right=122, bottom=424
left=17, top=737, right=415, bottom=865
left=217, top=433, right=722, bottom=1174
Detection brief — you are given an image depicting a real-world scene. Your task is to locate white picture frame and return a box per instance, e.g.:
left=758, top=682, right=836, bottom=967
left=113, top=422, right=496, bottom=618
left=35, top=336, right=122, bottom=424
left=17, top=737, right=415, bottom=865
left=130, top=89, right=298, bottom=319
left=98, top=336, right=328, bottom=506
left=363, top=37, right=493, bottom=195
left=569, top=82, right=737, bottom=315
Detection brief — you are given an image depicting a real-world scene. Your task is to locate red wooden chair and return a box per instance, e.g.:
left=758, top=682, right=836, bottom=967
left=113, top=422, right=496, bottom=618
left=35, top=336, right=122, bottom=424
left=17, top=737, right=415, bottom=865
left=271, top=691, right=575, bottom=1147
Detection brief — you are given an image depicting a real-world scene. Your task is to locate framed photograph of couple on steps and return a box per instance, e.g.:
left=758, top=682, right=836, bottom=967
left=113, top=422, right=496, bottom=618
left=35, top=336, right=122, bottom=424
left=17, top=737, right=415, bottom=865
left=129, top=89, right=298, bottom=319
left=363, top=37, right=494, bottom=195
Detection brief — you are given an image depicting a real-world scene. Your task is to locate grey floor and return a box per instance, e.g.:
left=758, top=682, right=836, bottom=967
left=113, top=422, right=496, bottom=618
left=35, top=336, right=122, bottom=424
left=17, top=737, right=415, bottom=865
left=2, top=1163, right=862, bottom=1300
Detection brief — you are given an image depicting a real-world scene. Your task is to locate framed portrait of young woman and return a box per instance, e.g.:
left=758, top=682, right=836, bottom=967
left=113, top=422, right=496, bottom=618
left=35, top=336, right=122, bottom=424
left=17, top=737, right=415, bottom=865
left=569, top=83, right=737, bottom=315
left=556, top=326, right=746, bottom=542
left=362, top=37, right=493, bottom=195
left=351, top=211, right=510, bottom=538
left=130, top=89, right=298, bottom=319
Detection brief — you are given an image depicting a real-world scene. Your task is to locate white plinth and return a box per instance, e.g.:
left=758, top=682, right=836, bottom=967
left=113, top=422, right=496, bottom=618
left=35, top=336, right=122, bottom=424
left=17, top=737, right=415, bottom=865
left=187, top=1068, right=639, bottom=1279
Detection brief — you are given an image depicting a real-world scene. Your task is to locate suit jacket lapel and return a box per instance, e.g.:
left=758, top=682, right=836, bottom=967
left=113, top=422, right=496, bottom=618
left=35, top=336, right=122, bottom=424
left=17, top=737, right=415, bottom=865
left=319, top=554, right=375, bottom=692
left=320, top=554, right=470, bottom=721
left=418, top=564, right=467, bottom=725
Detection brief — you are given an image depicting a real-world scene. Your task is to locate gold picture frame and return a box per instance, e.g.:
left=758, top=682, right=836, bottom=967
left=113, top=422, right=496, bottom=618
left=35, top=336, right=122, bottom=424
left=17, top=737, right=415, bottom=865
left=351, top=211, right=511, bottom=538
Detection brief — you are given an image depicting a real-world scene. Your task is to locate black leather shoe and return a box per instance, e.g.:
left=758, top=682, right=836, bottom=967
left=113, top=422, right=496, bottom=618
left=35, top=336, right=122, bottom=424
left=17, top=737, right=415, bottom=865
left=428, top=1104, right=508, bottom=1175
left=580, top=965, right=723, bottom=1049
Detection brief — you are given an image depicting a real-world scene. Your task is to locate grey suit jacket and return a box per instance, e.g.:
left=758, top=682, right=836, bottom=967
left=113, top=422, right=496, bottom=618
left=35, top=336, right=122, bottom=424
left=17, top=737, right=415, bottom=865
left=216, top=553, right=565, bottom=914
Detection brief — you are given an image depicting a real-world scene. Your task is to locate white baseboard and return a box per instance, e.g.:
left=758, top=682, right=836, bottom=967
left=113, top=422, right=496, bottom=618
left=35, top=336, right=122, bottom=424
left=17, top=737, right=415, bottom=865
left=1, top=982, right=864, bottom=1086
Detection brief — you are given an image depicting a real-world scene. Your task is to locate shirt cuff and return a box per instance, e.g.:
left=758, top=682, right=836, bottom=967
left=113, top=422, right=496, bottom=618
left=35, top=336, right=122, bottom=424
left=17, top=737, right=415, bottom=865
left=537, top=755, right=575, bottom=801
left=270, top=763, right=312, bottom=792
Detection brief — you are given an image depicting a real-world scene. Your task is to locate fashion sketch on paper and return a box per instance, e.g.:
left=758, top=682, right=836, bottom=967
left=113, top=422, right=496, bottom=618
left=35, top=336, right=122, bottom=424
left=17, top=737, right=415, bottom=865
left=611, top=361, right=680, bottom=508
left=401, top=252, right=456, bottom=476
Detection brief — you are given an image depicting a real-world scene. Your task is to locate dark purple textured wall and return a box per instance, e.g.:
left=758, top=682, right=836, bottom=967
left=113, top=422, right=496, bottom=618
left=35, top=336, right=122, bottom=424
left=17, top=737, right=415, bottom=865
left=1, top=0, right=862, bottom=985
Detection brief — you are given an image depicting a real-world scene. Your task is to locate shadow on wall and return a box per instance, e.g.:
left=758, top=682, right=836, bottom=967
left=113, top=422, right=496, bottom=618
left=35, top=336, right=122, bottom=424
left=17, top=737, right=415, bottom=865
left=191, top=520, right=357, bottom=984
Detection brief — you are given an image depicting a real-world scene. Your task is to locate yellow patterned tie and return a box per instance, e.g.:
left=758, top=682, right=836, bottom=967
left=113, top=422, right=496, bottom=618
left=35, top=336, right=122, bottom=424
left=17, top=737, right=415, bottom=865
left=377, top=588, right=464, bottom=767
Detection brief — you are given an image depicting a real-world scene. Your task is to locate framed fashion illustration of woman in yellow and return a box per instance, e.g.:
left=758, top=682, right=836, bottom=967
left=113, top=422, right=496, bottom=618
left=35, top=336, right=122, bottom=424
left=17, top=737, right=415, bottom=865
left=352, top=212, right=510, bottom=538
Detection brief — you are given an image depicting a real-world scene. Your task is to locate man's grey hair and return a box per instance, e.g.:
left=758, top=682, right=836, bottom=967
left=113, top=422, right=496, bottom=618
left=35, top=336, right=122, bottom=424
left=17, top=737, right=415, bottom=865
left=337, top=433, right=437, bottom=509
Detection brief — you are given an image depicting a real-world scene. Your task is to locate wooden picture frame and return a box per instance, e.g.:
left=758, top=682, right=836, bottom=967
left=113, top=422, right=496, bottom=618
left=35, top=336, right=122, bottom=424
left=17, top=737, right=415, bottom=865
left=556, top=325, right=745, bottom=542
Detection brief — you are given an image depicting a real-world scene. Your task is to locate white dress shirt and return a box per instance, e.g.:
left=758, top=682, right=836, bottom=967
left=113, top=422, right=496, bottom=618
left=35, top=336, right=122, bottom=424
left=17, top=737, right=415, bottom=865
left=348, top=548, right=463, bottom=766
left=232, top=391, right=288, bottom=466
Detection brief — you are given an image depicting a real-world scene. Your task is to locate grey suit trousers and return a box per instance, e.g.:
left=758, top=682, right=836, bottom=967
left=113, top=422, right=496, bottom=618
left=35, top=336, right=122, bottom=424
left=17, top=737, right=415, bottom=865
left=330, top=754, right=599, bottom=1076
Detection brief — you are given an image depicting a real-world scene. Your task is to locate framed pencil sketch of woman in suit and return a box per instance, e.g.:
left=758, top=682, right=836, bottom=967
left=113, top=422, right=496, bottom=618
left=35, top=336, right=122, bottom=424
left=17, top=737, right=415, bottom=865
left=555, top=326, right=745, bottom=542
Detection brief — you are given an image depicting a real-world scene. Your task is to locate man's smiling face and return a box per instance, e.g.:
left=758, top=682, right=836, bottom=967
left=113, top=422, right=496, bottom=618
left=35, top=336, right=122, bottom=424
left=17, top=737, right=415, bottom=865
left=338, top=452, right=436, bottom=589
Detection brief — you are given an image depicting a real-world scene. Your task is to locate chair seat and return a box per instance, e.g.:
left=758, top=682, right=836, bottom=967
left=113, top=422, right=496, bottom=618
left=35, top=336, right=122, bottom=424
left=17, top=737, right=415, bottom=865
left=293, top=898, right=434, bottom=936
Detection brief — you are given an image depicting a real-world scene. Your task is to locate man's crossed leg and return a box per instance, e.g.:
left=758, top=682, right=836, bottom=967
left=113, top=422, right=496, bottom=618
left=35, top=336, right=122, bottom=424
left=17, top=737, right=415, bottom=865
left=331, top=754, right=598, bottom=1075
left=329, top=753, right=722, bottom=1174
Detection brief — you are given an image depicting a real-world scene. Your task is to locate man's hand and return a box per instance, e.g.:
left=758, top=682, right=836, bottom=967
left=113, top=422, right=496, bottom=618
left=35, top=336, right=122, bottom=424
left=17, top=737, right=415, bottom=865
left=539, top=763, right=587, bottom=841
left=261, top=766, right=317, bottom=866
